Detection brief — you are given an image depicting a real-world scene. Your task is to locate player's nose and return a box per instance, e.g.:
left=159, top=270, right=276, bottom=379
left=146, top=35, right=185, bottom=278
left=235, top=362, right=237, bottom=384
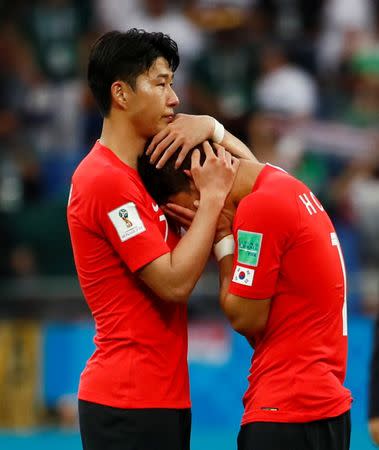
left=168, top=85, right=179, bottom=108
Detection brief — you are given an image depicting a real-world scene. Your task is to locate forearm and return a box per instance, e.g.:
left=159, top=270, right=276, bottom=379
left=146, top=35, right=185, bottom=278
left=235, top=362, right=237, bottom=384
left=207, top=115, right=257, bottom=161
left=218, top=254, right=234, bottom=313
left=218, top=255, right=266, bottom=341
left=147, top=113, right=256, bottom=168
left=193, top=115, right=257, bottom=161
left=220, top=129, right=257, bottom=162
left=167, top=197, right=224, bottom=299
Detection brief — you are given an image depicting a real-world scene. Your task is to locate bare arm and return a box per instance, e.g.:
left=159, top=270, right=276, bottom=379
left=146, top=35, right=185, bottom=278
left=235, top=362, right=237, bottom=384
left=221, top=129, right=258, bottom=163
left=138, top=143, right=239, bottom=303
left=139, top=196, right=224, bottom=303
left=369, top=418, right=379, bottom=446
left=147, top=114, right=256, bottom=168
left=161, top=200, right=271, bottom=331
left=218, top=254, right=271, bottom=339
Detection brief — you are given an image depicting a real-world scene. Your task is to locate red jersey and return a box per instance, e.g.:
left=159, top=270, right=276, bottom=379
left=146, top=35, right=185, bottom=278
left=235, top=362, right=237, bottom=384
left=67, top=141, right=190, bottom=409
left=229, top=164, right=352, bottom=424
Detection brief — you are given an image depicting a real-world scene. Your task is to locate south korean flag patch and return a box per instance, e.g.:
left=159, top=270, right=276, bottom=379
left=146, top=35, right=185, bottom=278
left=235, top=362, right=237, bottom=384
left=232, top=265, right=254, bottom=286
left=108, top=202, right=146, bottom=242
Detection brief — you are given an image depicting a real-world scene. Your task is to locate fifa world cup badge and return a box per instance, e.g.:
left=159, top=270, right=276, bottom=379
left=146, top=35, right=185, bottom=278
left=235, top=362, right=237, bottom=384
left=108, top=202, right=146, bottom=241
left=119, top=209, right=133, bottom=228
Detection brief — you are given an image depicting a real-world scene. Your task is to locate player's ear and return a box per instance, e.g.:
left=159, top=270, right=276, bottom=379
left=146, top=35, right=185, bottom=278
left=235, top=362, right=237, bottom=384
left=183, top=169, right=193, bottom=179
left=111, top=81, right=129, bottom=110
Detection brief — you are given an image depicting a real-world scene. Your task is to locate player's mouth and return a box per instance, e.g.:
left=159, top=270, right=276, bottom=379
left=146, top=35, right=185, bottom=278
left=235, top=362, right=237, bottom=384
left=163, top=114, right=174, bottom=123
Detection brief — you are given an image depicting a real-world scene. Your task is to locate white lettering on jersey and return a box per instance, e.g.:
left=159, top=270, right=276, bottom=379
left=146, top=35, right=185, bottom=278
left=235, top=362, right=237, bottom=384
left=299, top=193, right=317, bottom=215
left=299, top=191, right=325, bottom=216
left=108, top=202, right=146, bottom=242
left=310, top=191, right=324, bottom=211
left=331, top=232, right=348, bottom=336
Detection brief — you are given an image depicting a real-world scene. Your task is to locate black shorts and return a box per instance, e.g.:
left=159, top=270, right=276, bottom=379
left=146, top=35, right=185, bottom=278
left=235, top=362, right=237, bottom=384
left=78, top=399, right=191, bottom=450
left=238, top=410, right=351, bottom=450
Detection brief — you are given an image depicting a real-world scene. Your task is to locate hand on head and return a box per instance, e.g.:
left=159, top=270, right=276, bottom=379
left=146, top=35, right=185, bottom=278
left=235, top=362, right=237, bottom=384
left=189, top=141, right=239, bottom=204
left=146, top=113, right=215, bottom=169
left=162, top=141, right=238, bottom=235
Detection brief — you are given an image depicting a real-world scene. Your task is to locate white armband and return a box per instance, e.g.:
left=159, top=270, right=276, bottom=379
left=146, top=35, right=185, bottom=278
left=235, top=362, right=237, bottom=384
left=212, top=118, right=225, bottom=144
left=214, top=234, right=235, bottom=262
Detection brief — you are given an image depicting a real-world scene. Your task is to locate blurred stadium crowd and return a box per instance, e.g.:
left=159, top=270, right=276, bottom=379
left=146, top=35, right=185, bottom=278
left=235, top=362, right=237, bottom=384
left=0, top=0, right=378, bottom=315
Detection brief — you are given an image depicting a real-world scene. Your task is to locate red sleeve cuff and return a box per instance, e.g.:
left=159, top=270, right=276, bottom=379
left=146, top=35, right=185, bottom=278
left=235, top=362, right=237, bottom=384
left=128, top=245, right=170, bottom=273
left=229, top=283, right=274, bottom=300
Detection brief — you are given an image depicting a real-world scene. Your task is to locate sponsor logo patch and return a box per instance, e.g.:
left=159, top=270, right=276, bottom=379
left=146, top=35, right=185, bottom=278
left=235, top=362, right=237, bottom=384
left=232, top=265, right=254, bottom=286
left=237, top=230, right=263, bottom=266
left=108, top=202, right=145, bottom=242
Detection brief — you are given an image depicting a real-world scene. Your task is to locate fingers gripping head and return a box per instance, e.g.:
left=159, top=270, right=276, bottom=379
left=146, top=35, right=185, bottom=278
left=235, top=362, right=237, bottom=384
left=138, top=140, right=216, bottom=204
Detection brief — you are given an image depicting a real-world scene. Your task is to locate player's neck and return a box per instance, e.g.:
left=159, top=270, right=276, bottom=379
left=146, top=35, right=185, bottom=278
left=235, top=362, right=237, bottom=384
left=231, top=160, right=265, bottom=207
left=99, top=115, right=146, bottom=169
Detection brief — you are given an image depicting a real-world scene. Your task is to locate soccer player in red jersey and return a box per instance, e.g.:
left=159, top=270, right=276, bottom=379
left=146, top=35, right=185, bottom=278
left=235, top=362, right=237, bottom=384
left=67, top=29, right=254, bottom=450
left=138, top=148, right=352, bottom=450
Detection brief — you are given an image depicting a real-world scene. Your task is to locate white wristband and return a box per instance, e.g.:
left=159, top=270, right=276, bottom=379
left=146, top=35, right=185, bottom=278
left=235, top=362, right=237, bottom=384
left=214, top=234, right=235, bottom=262
left=212, top=118, right=225, bottom=144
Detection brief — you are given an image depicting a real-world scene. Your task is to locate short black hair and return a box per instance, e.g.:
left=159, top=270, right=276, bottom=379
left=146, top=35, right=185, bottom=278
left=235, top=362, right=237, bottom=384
left=88, top=29, right=180, bottom=117
left=138, top=143, right=206, bottom=205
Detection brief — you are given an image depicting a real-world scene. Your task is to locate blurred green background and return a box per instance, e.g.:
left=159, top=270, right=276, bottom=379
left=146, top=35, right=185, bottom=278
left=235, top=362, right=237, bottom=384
left=0, top=0, right=379, bottom=448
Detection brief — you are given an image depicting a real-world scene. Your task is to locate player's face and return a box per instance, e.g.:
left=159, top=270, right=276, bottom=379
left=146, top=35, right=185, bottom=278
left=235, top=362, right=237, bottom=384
left=128, top=57, right=179, bottom=137
left=168, top=181, right=200, bottom=212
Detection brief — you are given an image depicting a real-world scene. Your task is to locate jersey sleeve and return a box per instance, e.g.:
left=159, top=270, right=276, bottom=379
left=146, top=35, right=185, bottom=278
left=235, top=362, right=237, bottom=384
left=229, top=191, right=299, bottom=299
left=95, top=173, right=170, bottom=273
